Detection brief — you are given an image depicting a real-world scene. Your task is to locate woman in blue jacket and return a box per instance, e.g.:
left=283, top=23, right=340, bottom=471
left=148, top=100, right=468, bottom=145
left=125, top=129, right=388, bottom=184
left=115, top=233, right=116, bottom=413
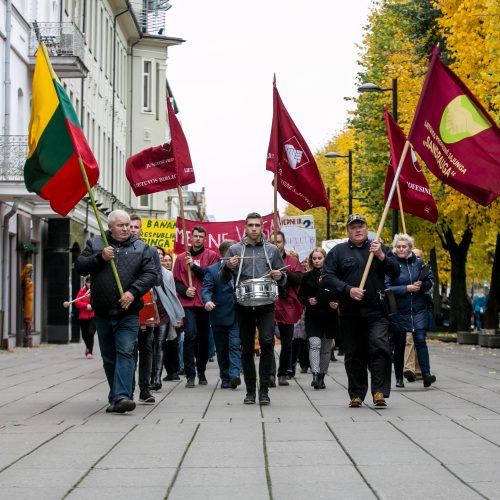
left=385, top=234, right=436, bottom=389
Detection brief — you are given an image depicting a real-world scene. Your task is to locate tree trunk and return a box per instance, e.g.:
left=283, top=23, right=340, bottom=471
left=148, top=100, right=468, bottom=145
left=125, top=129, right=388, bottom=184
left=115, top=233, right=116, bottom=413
left=485, top=233, right=499, bottom=329
left=440, top=226, right=473, bottom=332
left=430, top=247, right=443, bottom=328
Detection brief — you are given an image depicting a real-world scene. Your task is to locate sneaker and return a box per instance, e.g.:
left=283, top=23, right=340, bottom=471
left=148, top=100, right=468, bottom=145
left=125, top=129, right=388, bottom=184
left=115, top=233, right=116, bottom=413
left=349, top=397, right=363, bottom=408
left=185, top=376, right=195, bottom=388
left=243, top=393, right=256, bottom=404
left=403, top=370, right=416, bottom=382
left=113, top=399, right=136, bottom=413
left=423, top=374, right=436, bottom=388
left=259, top=393, right=271, bottom=406
left=230, top=376, right=241, bottom=389
left=139, top=390, right=155, bottom=404
left=269, top=375, right=276, bottom=388
left=278, top=375, right=289, bottom=386
left=372, top=392, right=387, bottom=407
left=86, top=353, right=94, bottom=360
left=198, top=373, right=208, bottom=385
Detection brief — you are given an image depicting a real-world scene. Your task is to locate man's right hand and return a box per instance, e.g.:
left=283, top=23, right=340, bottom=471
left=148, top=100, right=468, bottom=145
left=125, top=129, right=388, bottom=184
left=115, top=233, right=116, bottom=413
left=226, top=256, right=239, bottom=270
left=186, top=286, right=196, bottom=298
left=204, top=301, right=216, bottom=311
left=101, top=246, right=114, bottom=261
left=349, top=287, right=365, bottom=301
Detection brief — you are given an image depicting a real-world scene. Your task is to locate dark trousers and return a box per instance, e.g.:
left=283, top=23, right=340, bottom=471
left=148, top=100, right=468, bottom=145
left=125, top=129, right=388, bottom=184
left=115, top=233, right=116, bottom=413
left=393, top=329, right=431, bottom=378
left=134, top=327, right=154, bottom=392
left=291, top=338, right=309, bottom=372
left=340, top=315, right=392, bottom=399
left=163, top=338, right=180, bottom=375
left=272, top=323, right=294, bottom=376
left=237, top=304, right=275, bottom=395
left=151, top=324, right=167, bottom=382
left=183, top=307, right=210, bottom=379
left=80, top=318, right=96, bottom=354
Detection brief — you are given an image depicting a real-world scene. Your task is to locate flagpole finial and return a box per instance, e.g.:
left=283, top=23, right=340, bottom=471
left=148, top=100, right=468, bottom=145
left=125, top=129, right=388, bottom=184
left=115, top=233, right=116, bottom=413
left=273, top=73, right=276, bottom=86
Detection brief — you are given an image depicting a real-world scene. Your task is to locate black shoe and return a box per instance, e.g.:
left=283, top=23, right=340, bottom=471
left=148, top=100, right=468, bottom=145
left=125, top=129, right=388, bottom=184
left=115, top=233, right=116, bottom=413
left=269, top=375, right=276, bottom=388
left=318, top=373, right=326, bottom=389
left=244, top=393, right=256, bottom=404
left=198, top=373, right=208, bottom=385
left=337, top=349, right=345, bottom=356
left=396, top=377, right=405, bottom=388
left=311, top=373, right=320, bottom=389
left=209, top=357, right=214, bottom=362
left=404, top=370, right=416, bottom=382
left=220, top=380, right=231, bottom=389
left=230, top=376, right=241, bottom=389
left=300, top=366, right=308, bottom=374
left=139, top=390, right=155, bottom=404
left=113, top=399, right=136, bottom=413
left=278, top=375, right=289, bottom=386
left=165, top=373, right=181, bottom=381
left=149, top=381, right=162, bottom=391
left=259, top=393, right=271, bottom=405
left=105, top=404, right=115, bottom=413
left=178, top=368, right=185, bottom=376
left=330, top=350, right=337, bottom=362
left=185, top=376, right=195, bottom=388
left=423, top=374, right=436, bottom=388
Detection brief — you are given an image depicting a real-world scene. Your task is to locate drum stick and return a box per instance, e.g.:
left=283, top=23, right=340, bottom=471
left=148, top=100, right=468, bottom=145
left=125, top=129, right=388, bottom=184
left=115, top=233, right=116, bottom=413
left=62, top=292, right=90, bottom=308
left=221, top=255, right=262, bottom=260
left=260, top=265, right=290, bottom=279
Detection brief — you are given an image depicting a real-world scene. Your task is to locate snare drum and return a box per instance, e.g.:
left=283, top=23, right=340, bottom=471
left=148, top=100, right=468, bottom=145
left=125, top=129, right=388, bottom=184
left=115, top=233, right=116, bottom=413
left=235, top=278, right=278, bottom=307
left=139, top=290, right=160, bottom=326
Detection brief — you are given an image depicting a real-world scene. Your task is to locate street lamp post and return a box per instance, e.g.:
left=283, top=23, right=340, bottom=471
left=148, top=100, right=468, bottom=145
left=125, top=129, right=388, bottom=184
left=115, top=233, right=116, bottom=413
left=358, top=78, right=399, bottom=236
left=325, top=149, right=353, bottom=215
left=326, top=187, right=331, bottom=240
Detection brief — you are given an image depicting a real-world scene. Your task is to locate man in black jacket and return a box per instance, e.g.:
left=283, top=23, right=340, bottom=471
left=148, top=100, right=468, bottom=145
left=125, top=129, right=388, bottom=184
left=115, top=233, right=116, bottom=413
left=322, top=214, right=400, bottom=408
left=75, top=210, right=158, bottom=414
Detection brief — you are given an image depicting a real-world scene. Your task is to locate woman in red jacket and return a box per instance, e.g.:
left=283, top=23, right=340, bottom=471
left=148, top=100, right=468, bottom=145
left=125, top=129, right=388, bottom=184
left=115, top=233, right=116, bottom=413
left=75, top=276, right=96, bottom=359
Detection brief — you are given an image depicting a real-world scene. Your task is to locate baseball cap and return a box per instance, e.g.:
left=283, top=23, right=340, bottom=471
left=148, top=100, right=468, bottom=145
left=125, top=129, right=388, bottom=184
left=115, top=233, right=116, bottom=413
left=347, top=214, right=367, bottom=225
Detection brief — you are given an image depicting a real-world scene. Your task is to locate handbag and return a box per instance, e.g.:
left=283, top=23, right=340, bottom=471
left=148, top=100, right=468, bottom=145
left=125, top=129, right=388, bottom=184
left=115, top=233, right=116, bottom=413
left=378, top=288, right=398, bottom=316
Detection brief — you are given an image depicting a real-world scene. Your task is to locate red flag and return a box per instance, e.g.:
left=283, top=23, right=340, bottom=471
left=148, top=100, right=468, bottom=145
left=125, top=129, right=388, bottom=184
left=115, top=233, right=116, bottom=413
left=408, top=46, right=500, bottom=206
left=266, top=81, right=330, bottom=211
left=126, top=99, right=195, bottom=196
left=384, top=108, right=438, bottom=223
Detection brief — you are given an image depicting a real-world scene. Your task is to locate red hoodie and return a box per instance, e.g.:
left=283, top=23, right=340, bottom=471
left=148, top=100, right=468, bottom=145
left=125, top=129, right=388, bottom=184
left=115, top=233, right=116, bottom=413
left=74, top=286, right=94, bottom=320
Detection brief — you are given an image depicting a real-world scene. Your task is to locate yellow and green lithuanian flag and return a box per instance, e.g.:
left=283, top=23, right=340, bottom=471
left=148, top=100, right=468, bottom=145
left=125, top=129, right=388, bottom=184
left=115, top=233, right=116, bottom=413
left=24, top=43, right=99, bottom=216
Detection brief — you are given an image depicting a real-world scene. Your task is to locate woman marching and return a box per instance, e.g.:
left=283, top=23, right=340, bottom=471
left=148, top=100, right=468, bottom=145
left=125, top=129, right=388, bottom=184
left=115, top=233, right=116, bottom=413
left=75, top=276, right=96, bottom=359
left=298, top=248, right=339, bottom=389
left=385, top=234, right=436, bottom=388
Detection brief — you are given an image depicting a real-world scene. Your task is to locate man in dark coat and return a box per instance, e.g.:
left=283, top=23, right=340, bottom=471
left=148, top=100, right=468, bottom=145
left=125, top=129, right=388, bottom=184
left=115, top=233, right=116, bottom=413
left=75, top=210, right=158, bottom=414
left=322, top=214, right=400, bottom=408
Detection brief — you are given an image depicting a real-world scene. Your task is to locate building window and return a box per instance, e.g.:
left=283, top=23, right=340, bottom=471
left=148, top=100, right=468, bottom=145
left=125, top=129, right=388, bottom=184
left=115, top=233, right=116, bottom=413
left=139, top=195, right=149, bottom=208
left=142, top=60, right=152, bottom=112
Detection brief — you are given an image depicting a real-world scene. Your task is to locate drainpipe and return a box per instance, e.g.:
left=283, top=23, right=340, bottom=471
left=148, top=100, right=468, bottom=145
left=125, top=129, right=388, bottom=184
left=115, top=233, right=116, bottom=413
left=3, top=0, right=12, bottom=135
left=128, top=39, right=140, bottom=208
left=2, top=203, right=18, bottom=347
left=111, top=9, right=130, bottom=199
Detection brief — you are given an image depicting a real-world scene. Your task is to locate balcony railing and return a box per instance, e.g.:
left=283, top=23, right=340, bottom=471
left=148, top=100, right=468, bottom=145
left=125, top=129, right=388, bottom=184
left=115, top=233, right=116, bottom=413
left=29, top=22, right=88, bottom=78
left=0, top=136, right=28, bottom=181
left=129, top=1, right=168, bottom=36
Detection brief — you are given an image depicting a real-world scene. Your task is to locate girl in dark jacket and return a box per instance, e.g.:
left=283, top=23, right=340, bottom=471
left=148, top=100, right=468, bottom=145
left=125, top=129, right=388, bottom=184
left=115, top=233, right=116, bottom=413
left=298, top=248, right=339, bottom=389
left=385, top=234, right=436, bottom=388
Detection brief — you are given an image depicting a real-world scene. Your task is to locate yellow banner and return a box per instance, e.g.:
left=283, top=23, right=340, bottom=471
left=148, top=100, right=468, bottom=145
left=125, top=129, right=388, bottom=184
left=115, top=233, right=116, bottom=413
left=141, top=219, right=176, bottom=251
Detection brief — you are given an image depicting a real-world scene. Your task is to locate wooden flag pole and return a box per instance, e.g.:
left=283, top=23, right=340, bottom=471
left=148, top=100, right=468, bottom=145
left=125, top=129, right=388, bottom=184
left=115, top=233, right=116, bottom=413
left=396, top=183, right=407, bottom=234
left=359, top=140, right=411, bottom=289
left=77, top=157, right=124, bottom=296
left=177, top=184, right=192, bottom=287
left=273, top=173, right=278, bottom=243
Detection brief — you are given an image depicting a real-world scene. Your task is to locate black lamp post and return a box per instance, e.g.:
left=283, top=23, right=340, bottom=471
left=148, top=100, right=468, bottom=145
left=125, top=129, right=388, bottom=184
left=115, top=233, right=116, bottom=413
left=325, top=149, right=354, bottom=215
left=358, top=78, right=399, bottom=236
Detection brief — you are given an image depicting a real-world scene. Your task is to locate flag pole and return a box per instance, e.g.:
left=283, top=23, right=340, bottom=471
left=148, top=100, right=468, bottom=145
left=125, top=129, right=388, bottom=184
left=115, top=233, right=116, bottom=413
left=273, top=173, right=278, bottom=243
left=396, top=183, right=407, bottom=234
left=77, top=157, right=124, bottom=296
left=359, top=140, right=411, bottom=289
left=177, top=184, right=192, bottom=287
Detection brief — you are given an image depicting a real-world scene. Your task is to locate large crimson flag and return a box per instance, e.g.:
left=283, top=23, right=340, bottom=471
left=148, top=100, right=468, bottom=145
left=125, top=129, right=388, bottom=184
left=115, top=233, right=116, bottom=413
left=126, top=99, right=195, bottom=196
left=408, top=46, right=500, bottom=206
left=384, top=108, right=438, bottom=223
left=24, top=44, right=99, bottom=216
left=266, top=82, right=330, bottom=211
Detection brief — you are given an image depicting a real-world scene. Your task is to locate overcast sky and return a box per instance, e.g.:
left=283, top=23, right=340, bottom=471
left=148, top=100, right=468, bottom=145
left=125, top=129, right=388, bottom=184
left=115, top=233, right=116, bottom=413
left=166, top=1, right=374, bottom=221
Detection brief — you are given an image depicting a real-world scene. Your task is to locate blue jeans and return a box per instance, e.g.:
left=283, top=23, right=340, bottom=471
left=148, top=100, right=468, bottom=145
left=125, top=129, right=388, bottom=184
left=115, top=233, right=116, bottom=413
left=212, top=321, right=241, bottom=382
left=95, top=315, right=139, bottom=404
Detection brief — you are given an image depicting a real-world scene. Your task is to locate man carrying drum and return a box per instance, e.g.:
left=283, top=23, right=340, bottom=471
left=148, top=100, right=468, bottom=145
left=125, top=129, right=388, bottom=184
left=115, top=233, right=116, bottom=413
left=221, top=212, right=286, bottom=406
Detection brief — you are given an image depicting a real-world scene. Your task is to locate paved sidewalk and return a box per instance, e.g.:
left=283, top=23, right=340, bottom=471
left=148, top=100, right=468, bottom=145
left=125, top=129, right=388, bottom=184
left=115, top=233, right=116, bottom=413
left=1, top=341, right=500, bottom=499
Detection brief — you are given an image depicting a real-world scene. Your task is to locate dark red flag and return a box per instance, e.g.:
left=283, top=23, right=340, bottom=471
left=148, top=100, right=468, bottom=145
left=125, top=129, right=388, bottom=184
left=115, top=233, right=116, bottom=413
left=384, top=108, right=438, bottom=223
left=266, top=81, right=330, bottom=211
left=126, top=99, right=195, bottom=196
left=408, top=46, right=500, bottom=206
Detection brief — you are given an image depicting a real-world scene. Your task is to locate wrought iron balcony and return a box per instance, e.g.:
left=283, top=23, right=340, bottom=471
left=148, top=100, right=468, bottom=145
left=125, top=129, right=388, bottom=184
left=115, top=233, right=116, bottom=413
left=129, top=1, right=169, bottom=37
left=29, top=22, right=88, bottom=78
left=0, top=135, right=27, bottom=182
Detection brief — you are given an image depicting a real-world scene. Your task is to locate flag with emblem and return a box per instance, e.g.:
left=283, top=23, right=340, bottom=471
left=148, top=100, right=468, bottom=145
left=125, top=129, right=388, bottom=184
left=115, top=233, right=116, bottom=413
left=408, top=46, right=500, bottom=206
left=24, top=44, right=99, bottom=216
left=266, top=80, right=330, bottom=211
left=384, top=108, right=438, bottom=223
